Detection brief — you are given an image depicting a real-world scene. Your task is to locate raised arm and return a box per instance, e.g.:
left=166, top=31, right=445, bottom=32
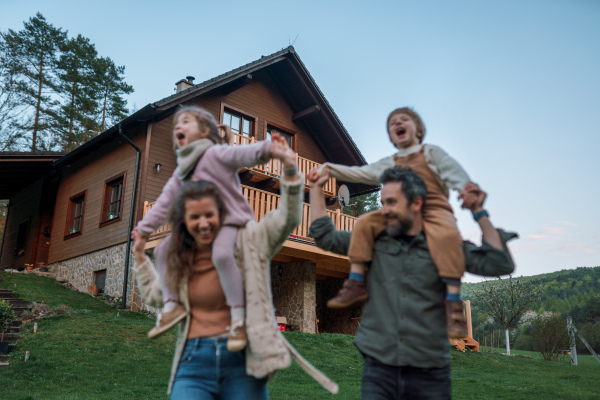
left=464, top=183, right=517, bottom=277
left=307, top=167, right=352, bottom=255
left=259, top=134, right=304, bottom=256
left=322, top=156, right=394, bottom=185
left=131, top=233, right=163, bottom=308
left=213, top=139, right=273, bottom=170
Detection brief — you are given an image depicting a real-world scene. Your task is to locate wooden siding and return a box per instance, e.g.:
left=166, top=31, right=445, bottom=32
left=0, top=180, right=43, bottom=270
left=47, top=131, right=146, bottom=264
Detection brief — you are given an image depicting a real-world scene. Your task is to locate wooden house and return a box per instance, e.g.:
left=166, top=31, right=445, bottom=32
left=0, top=47, right=377, bottom=334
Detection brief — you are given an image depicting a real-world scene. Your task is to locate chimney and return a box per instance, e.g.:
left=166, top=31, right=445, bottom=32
left=175, top=75, right=195, bottom=93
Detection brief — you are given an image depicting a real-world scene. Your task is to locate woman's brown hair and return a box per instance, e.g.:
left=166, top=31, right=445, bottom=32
left=173, top=105, right=233, bottom=147
left=164, top=181, right=226, bottom=295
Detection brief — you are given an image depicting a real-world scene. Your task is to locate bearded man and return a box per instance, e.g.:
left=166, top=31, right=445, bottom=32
left=308, top=165, right=517, bottom=400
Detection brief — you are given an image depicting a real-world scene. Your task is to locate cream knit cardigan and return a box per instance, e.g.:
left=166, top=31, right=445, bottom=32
left=134, top=174, right=338, bottom=395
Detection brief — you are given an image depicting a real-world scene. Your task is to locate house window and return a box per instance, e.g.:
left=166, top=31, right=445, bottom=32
left=65, top=191, right=86, bottom=238
left=95, top=269, right=107, bottom=293
left=266, top=125, right=295, bottom=150
left=100, top=173, right=126, bottom=227
left=14, top=219, right=29, bottom=257
left=223, top=110, right=253, bottom=138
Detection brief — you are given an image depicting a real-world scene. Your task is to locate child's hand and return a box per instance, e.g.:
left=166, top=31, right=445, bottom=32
left=269, top=133, right=296, bottom=168
left=459, top=182, right=486, bottom=212
left=131, top=227, right=149, bottom=243
left=308, top=166, right=330, bottom=187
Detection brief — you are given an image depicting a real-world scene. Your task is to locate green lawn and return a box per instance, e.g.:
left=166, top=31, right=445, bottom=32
left=1, top=272, right=599, bottom=399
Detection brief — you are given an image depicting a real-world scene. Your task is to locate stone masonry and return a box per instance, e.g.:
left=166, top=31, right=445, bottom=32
left=271, top=261, right=316, bottom=333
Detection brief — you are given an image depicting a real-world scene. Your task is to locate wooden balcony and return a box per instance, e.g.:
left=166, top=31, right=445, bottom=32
left=142, top=185, right=357, bottom=242
left=230, top=132, right=337, bottom=197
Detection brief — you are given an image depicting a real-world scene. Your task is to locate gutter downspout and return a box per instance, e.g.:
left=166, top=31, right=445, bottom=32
left=0, top=200, right=11, bottom=264
left=118, top=123, right=141, bottom=309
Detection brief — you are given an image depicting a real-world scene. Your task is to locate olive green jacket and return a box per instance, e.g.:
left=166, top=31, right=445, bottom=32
left=309, top=216, right=517, bottom=368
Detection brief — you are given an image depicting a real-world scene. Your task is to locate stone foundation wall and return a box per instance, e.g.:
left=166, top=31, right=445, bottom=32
left=271, top=261, right=316, bottom=333
left=48, top=243, right=147, bottom=310
left=316, top=278, right=363, bottom=335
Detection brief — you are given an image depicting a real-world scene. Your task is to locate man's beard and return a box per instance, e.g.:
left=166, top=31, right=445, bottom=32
left=385, top=215, right=413, bottom=237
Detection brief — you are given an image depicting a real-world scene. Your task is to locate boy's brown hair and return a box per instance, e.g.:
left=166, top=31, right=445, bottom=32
left=386, top=107, right=426, bottom=144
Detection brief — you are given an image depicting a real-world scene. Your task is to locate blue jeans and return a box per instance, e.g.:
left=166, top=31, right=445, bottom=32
left=361, top=355, right=451, bottom=399
left=171, top=337, right=268, bottom=400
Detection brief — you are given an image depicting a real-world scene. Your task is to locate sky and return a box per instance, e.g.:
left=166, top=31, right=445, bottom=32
left=2, top=0, right=599, bottom=282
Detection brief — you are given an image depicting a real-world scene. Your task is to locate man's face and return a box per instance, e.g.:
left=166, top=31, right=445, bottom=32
left=380, top=181, right=417, bottom=237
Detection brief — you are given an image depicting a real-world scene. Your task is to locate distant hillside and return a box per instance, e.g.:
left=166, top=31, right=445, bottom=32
left=463, top=265, right=600, bottom=314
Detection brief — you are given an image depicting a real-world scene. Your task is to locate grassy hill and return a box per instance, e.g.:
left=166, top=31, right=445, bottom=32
left=1, top=273, right=599, bottom=399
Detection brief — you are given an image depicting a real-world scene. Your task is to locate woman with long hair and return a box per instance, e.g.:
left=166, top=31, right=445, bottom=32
left=132, top=135, right=338, bottom=399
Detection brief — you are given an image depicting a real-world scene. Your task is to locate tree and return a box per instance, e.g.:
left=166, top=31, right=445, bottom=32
left=8, top=13, right=66, bottom=151
left=55, top=34, right=100, bottom=151
left=472, top=275, right=543, bottom=355
left=343, top=191, right=380, bottom=217
left=94, top=56, right=133, bottom=132
left=0, top=32, right=27, bottom=150
left=531, top=313, right=569, bottom=361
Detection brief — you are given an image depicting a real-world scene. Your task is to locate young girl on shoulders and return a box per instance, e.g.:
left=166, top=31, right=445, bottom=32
left=133, top=105, right=286, bottom=351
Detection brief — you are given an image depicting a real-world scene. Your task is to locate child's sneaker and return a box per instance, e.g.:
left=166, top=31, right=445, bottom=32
left=227, top=320, right=247, bottom=352
left=327, top=280, right=368, bottom=308
left=148, top=303, right=187, bottom=339
left=445, top=300, right=468, bottom=338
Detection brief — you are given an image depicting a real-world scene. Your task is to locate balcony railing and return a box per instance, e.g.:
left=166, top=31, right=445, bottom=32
left=143, top=185, right=357, bottom=241
left=229, top=132, right=337, bottom=196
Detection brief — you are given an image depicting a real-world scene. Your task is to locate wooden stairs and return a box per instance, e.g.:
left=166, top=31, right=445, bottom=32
left=1, top=288, right=31, bottom=367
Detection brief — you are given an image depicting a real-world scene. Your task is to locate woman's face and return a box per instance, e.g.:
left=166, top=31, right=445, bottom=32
left=184, top=197, right=221, bottom=248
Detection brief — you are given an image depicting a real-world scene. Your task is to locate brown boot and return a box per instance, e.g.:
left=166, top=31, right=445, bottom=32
left=446, top=300, right=468, bottom=338
left=148, top=303, right=187, bottom=339
left=227, top=320, right=247, bottom=352
left=327, top=280, right=368, bottom=309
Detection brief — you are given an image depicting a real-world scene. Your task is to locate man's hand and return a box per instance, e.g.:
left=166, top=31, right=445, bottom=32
left=308, top=166, right=330, bottom=188
left=459, top=182, right=486, bottom=213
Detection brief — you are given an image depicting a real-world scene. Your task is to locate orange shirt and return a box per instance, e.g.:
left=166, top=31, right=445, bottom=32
left=187, top=248, right=230, bottom=339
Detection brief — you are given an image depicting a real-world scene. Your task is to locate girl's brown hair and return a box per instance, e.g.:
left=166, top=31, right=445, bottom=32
left=164, top=181, right=226, bottom=295
left=386, top=107, right=426, bottom=144
left=173, top=105, right=233, bottom=147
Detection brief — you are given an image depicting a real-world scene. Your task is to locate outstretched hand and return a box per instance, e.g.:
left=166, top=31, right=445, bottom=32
left=308, top=166, right=330, bottom=188
left=459, top=182, right=487, bottom=213
left=269, top=133, right=296, bottom=169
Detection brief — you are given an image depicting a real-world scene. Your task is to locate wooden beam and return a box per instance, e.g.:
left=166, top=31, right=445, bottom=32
left=292, top=105, right=321, bottom=121
left=256, top=178, right=277, bottom=190
left=325, top=196, right=338, bottom=206
left=220, top=74, right=253, bottom=95
left=239, top=170, right=254, bottom=184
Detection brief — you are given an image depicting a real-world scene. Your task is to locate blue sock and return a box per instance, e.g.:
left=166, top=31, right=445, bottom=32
left=447, top=292, right=461, bottom=302
left=349, top=272, right=364, bottom=282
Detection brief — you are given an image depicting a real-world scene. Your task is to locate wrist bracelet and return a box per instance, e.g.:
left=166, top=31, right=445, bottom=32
left=283, top=166, right=298, bottom=176
left=473, top=209, right=489, bottom=222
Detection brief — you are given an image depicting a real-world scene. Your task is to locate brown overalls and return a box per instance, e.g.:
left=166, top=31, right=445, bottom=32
left=348, top=145, right=465, bottom=279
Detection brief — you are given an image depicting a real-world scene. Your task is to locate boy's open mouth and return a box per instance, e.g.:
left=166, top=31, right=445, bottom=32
left=176, top=132, right=185, bottom=142
left=396, top=128, right=406, bottom=136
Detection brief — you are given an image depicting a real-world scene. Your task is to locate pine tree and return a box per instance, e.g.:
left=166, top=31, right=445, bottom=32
left=94, top=56, right=133, bottom=132
left=343, top=191, right=380, bottom=217
left=0, top=32, right=26, bottom=150
left=9, top=13, right=66, bottom=151
left=55, top=34, right=100, bottom=151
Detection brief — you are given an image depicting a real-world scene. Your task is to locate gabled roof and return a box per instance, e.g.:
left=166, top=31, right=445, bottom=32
left=52, top=47, right=374, bottom=194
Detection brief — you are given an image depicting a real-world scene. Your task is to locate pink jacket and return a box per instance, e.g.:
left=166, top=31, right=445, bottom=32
left=137, top=140, right=271, bottom=235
